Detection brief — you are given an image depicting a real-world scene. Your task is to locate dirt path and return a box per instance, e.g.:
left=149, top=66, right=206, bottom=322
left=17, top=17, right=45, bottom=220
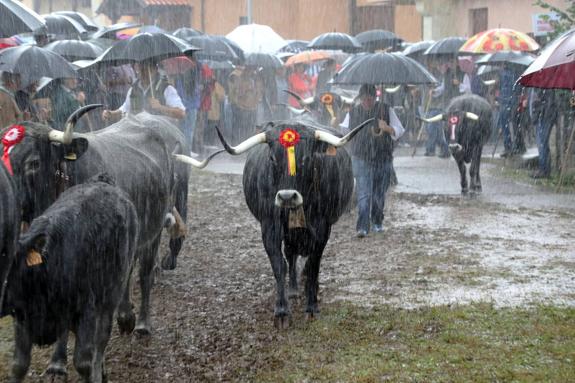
left=2, top=164, right=574, bottom=382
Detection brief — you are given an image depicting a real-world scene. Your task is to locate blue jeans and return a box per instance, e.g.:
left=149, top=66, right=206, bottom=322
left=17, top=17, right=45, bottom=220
left=497, top=101, right=513, bottom=151
left=536, top=117, right=554, bottom=176
left=181, top=108, right=198, bottom=149
left=352, top=157, right=392, bottom=233
left=425, top=109, right=449, bottom=155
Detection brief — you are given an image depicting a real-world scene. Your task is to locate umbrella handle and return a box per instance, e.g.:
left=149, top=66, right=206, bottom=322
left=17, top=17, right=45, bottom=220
left=149, top=70, right=155, bottom=99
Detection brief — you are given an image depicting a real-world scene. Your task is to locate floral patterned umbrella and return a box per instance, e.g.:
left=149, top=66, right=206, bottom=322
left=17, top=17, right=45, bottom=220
left=459, top=28, right=539, bottom=54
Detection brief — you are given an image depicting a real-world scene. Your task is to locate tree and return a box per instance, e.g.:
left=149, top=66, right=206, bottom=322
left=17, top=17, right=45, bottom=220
left=534, top=0, right=575, bottom=38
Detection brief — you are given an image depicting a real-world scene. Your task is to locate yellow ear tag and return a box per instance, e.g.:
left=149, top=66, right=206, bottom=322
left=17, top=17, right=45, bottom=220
left=26, top=249, right=43, bottom=267
left=64, top=153, right=77, bottom=160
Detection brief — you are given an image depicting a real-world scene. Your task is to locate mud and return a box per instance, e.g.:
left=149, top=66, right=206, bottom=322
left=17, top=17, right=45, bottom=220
left=1, top=157, right=574, bottom=382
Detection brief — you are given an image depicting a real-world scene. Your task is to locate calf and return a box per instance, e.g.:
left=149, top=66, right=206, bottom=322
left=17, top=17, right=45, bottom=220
left=3, top=174, right=138, bottom=383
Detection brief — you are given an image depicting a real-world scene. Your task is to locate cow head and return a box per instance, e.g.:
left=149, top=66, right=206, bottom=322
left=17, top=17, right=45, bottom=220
left=420, top=111, right=479, bottom=154
left=1, top=105, right=99, bottom=226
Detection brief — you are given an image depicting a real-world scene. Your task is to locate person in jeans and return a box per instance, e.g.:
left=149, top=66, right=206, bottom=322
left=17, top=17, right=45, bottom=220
left=349, top=84, right=405, bottom=238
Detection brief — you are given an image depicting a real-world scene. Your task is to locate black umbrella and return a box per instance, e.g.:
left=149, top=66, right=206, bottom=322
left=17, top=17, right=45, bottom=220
left=475, top=51, right=535, bottom=67
left=211, top=35, right=245, bottom=63
left=52, top=11, right=99, bottom=32
left=277, top=40, right=309, bottom=54
left=43, top=14, right=87, bottom=38
left=0, top=0, right=45, bottom=38
left=91, top=22, right=141, bottom=40
left=355, top=29, right=403, bottom=52
left=402, top=40, right=435, bottom=57
left=181, top=35, right=238, bottom=62
left=332, top=52, right=437, bottom=85
left=0, top=45, right=77, bottom=84
left=424, top=37, right=467, bottom=56
left=44, top=39, right=104, bottom=61
left=245, top=52, right=283, bottom=69
left=173, top=27, right=204, bottom=40
left=307, top=32, right=363, bottom=53
left=97, top=33, right=198, bottom=65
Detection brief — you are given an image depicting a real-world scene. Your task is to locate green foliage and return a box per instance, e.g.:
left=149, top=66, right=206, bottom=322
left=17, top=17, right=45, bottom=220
left=535, top=0, right=575, bottom=38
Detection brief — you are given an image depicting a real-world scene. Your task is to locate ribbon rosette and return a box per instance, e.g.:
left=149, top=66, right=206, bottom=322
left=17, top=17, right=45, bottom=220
left=2, top=125, right=25, bottom=175
left=279, top=128, right=300, bottom=176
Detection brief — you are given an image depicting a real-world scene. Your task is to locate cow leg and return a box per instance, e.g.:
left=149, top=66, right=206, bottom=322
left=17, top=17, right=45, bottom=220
left=470, top=147, right=482, bottom=193
left=304, top=225, right=329, bottom=320
left=91, top=311, right=114, bottom=383
left=73, top=310, right=97, bottom=383
left=457, top=159, right=468, bottom=195
left=116, top=266, right=135, bottom=334
left=262, top=220, right=290, bottom=329
left=162, top=179, right=188, bottom=271
left=284, top=243, right=299, bottom=298
left=135, top=236, right=161, bottom=335
left=10, top=321, right=32, bottom=383
left=45, top=332, right=69, bottom=379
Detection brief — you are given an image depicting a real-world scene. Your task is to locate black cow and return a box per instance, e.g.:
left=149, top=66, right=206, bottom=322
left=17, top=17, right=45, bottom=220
left=0, top=161, right=19, bottom=309
left=216, top=118, right=372, bottom=328
left=422, top=94, right=492, bottom=194
left=4, top=175, right=138, bottom=383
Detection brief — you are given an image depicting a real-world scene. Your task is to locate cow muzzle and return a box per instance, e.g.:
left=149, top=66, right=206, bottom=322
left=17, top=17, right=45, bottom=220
left=449, top=143, right=463, bottom=153
left=274, top=189, right=303, bottom=208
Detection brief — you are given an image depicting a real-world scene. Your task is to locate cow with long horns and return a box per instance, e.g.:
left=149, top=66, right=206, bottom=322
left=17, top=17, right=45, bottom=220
left=216, top=118, right=373, bottom=329
left=421, top=94, right=492, bottom=194
left=0, top=161, right=19, bottom=310
left=1, top=106, right=220, bottom=378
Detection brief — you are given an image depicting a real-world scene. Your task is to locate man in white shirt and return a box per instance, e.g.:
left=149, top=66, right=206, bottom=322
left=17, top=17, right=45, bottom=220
left=102, top=62, right=185, bottom=122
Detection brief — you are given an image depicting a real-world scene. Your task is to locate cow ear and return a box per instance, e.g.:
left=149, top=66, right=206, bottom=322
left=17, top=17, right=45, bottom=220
left=63, top=138, right=89, bottom=161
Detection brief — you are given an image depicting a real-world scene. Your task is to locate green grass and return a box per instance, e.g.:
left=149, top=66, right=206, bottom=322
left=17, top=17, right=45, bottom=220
left=247, top=302, right=575, bottom=383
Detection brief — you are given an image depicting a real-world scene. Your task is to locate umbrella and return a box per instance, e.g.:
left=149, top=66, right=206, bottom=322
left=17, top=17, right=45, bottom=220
left=226, top=23, right=286, bottom=54
left=332, top=52, right=437, bottom=85
left=307, top=32, right=362, bottom=53
left=52, top=11, right=99, bottom=32
left=91, top=22, right=141, bottom=39
left=355, top=29, right=403, bottom=52
left=116, top=25, right=166, bottom=40
left=460, top=28, right=539, bottom=54
left=201, top=60, right=235, bottom=70
left=181, top=35, right=238, bottom=62
left=43, top=14, right=87, bottom=38
left=475, top=51, right=535, bottom=67
left=424, top=37, right=467, bottom=56
left=518, top=29, right=575, bottom=89
left=173, top=27, right=204, bottom=40
left=402, top=40, right=434, bottom=56
left=0, top=0, right=45, bottom=38
left=244, top=52, right=282, bottom=69
left=211, top=35, right=245, bottom=63
left=285, top=50, right=332, bottom=66
left=277, top=40, right=309, bottom=54
left=0, top=45, right=77, bottom=84
left=0, top=37, right=19, bottom=49
left=97, top=33, right=198, bottom=65
left=44, top=39, right=104, bottom=61
left=161, top=56, right=196, bottom=75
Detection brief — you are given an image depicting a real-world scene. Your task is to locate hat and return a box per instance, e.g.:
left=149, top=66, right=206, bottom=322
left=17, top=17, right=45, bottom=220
left=359, top=84, right=376, bottom=97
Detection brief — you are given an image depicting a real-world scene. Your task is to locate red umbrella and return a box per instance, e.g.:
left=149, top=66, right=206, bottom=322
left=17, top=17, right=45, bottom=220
left=518, top=29, right=575, bottom=89
left=161, top=56, right=195, bottom=75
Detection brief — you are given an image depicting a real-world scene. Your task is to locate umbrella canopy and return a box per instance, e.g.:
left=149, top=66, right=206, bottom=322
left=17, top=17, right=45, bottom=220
left=226, top=23, right=286, bottom=54
left=97, top=33, right=198, bottom=65
left=460, top=28, right=539, bottom=54
left=285, top=50, right=332, bottom=66
left=424, top=37, right=467, bottom=56
left=43, top=14, right=87, bottom=38
left=0, top=37, right=19, bottom=49
left=44, top=39, right=104, bottom=61
left=355, top=29, right=403, bottom=52
left=332, top=52, right=437, bottom=85
left=173, top=27, right=204, bottom=40
left=277, top=40, right=309, bottom=54
left=244, top=52, right=283, bottom=69
left=402, top=40, right=435, bottom=59
left=52, top=11, right=99, bottom=32
left=161, top=56, right=196, bottom=75
left=0, top=0, right=45, bottom=38
left=180, top=34, right=238, bottom=62
left=307, top=32, right=362, bottom=53
left=210, top=35, right=245, bottom=63
left=518, top=29, right=575, bottom=89
left=116, top=25, right=166, bottom=40
left=0, top=45, right=77, bottom=84
left=91, top=22, right=141, bottom=39
left=475, top=51, right=535, bottom=67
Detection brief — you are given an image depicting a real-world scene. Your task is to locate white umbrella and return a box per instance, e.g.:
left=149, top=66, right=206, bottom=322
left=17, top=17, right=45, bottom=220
left=226, top=23, right=286, bottom=54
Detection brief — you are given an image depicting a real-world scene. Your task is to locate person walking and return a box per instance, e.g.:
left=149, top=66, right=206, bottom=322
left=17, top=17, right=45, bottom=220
left=228, top=65, right=263, bottom=144
left=349, top=84, right=405, bottom=238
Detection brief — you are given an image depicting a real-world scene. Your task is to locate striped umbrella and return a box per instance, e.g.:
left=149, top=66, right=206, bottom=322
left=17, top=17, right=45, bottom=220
left=460, top=28, right=539, bottom=54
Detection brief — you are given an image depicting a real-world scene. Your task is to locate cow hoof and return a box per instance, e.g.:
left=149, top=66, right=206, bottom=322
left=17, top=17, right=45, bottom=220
left=134, top=323, right=151, bottom=336
left=461, top=189, right=469, bottom=196
left=44, top=363, right=67, bottom=382
left=288, top=287, right=299, bottom=298
left=274, top=315, right=290, bottom=330
left=305, top=311, right=319, bottom=321
left=161, top=254, right=177, bottom=270
left=117, top=312, right=136, bottom=334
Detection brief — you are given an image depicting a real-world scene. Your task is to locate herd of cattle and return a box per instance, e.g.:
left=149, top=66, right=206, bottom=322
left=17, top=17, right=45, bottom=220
left=0, top=92, right=491, bottom=382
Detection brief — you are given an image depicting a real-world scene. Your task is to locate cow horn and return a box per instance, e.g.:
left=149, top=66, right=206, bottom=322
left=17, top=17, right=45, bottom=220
left=173, top=149, right=226, bottom=169
left=465, top=112, right=479, bottom=121
left=340, top=96, right=355, bottom=105
left=384, top=85, right=401, bottom=93
left=283, top=89, right=314, bottom=106
left=419, top=114, right=444, bottom=123
left=482, top=79, right=496, bottom=86
left=215, top=126, right=266, bottom=155
left=314, top=118, right=375, bottom=147
left=49, top=104, right=103, bottom=144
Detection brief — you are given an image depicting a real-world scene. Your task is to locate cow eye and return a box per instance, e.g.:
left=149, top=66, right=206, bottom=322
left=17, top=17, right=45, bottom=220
left=25, top=158, right=41, bottom=174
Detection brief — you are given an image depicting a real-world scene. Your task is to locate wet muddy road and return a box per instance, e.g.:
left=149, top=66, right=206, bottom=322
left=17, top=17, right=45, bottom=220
left=1, top=153, right=574, bottom=382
